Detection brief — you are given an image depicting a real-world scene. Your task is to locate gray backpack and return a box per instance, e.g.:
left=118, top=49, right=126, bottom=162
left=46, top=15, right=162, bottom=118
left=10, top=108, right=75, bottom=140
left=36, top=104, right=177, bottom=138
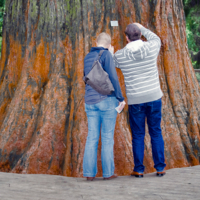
left=83, top=50, right=114, bottom=95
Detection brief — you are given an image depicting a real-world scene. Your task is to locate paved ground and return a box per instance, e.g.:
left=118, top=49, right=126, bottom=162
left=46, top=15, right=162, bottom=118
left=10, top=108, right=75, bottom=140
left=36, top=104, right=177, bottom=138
left=0, top=166, right=200, bottom=200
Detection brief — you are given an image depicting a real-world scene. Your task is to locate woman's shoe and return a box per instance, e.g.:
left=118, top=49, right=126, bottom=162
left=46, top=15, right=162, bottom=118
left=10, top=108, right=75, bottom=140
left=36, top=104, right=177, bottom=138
left=103, top=174, right=118, bottom=180
left=87, top=177, right=95, bottom=181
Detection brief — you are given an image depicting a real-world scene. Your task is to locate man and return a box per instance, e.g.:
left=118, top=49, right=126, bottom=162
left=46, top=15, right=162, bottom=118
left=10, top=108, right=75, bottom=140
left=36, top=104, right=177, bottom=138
left=113, top=23, right=166, bottom=177
left=83, top=32, right=125, bottom=181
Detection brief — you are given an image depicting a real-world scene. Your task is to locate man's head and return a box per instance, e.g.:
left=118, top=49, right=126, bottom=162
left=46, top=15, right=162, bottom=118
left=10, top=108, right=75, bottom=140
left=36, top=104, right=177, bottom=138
left=96, top=32, right=111, bottom=48
left=125, top=24, right=141, bottom=42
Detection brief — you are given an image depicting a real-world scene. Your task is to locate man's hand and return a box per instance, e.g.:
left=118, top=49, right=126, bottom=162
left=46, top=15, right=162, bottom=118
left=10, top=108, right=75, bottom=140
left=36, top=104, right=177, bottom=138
left=108, top=44, right=114, bottom=54
left=133, top=23, right=143, bottom=29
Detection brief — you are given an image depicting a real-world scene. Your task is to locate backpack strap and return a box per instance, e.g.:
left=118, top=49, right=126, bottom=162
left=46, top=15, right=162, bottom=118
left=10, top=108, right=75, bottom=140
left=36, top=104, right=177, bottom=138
left=83, top=50, right=105, bottom=84
left=97, top=50, right=105, bottom=61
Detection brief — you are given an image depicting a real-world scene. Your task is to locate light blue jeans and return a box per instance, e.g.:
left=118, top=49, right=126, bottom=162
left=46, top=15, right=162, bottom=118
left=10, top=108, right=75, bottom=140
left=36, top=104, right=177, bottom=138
left=83, top=97, right=118, bottom=178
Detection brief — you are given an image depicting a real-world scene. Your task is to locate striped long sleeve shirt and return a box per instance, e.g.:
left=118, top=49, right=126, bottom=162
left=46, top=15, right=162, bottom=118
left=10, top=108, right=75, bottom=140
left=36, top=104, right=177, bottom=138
left=114, top=26, right=163, bottom=105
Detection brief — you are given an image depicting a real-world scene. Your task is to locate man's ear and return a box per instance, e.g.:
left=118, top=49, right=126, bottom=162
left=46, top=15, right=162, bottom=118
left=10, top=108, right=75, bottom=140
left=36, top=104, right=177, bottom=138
left=126, top=35, right=130, bottom=43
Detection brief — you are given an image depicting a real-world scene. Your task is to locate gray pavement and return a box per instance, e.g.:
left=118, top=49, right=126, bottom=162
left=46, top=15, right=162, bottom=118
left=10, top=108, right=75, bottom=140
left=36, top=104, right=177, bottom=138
left=0, top=166, right=200, bottom=200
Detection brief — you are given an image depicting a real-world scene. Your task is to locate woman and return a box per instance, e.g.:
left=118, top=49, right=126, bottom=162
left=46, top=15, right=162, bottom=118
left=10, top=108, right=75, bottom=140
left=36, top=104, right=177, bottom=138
left=83, top=32, right=125, bottom=181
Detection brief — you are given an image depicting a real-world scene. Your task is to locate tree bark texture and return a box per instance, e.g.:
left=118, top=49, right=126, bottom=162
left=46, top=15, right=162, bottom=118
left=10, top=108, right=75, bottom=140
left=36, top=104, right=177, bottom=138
left=0, top=0, right=199, bottom=177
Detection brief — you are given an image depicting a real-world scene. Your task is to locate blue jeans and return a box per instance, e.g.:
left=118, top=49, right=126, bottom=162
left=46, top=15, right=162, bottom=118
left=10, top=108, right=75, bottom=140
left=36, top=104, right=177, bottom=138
left=128, top=98, right=166, bottom=173
left=83, top=97, right=118, bottom=178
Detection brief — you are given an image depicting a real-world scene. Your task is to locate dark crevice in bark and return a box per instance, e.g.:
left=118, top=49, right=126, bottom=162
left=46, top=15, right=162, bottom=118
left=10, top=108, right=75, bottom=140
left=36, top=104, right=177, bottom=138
left=132, top=0, right=141, bottom=22
left=0, top=32, right=9, bottom=83
left=16, top=82, right=47, bottom=169
left=80, top=0, right=86, bottom=58
left=162, top=69, right=189, bottom=162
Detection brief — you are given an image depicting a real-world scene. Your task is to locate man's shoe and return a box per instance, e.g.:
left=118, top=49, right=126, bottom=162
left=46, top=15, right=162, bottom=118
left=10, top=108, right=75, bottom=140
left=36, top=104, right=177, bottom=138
left=87, top=177, right=95, bottom=181
left=103, top=174, right=118, bottom=180
left=131, top=171, right=143, bottom=178
left=157, top=170, right=166, bottom=177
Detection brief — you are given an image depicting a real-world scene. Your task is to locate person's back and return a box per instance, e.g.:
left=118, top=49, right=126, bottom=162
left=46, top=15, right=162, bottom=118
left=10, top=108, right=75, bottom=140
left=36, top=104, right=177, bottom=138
left=84, top=47, right=108, bottom=105
left=84, top=37, right=124, bottom=105
left=114, top=23, right=162, bottom=105
left=114, top=23, right=166, bottom=178
left=83, top=32, right=125, bottom=181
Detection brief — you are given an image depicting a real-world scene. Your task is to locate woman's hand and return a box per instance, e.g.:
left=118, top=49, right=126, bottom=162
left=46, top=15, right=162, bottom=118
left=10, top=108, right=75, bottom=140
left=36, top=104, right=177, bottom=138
left=115, top=101, right=126, bottom=113
left=108, top=44, right=114, bottom=54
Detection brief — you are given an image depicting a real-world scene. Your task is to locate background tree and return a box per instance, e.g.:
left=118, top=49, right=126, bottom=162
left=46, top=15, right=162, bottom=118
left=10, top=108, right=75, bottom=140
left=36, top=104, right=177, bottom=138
left=0, top=0, right=199, bottom=177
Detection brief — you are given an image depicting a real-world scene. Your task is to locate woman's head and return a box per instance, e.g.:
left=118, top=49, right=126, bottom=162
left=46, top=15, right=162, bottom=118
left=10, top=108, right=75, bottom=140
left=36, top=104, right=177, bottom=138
left=96, top=32, right=111, bottom=48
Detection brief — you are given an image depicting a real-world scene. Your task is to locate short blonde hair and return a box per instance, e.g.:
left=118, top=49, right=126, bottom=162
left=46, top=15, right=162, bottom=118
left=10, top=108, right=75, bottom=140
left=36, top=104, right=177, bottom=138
left=97, top=32, right=111, bottom=47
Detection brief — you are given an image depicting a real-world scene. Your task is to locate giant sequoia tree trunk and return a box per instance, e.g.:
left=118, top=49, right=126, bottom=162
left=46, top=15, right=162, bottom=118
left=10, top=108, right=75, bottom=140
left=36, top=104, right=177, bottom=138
left=0, top=0, right=199, bottom=177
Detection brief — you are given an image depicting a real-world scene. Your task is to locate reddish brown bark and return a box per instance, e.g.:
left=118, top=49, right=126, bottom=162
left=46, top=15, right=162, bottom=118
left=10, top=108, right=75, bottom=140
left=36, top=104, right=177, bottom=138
left=0, top=0, right=199, bottom=177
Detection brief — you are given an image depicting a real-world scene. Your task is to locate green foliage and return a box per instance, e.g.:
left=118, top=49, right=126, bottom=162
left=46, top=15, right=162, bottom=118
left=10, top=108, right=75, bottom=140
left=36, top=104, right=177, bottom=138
left=0, top=0, right=4, bottom=7
left=185, top=7, right=200, bottom=52
left=0, top=4, right=5, bottom=37
left=183, top=0, right=200, bottom=69
left=195, top=73, right=200, bottom=84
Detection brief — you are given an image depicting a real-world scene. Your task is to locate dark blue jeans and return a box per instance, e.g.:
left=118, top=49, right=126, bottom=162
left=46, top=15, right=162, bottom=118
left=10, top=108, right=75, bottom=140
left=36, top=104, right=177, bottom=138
left=128, top=98, right=166, bottom=173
